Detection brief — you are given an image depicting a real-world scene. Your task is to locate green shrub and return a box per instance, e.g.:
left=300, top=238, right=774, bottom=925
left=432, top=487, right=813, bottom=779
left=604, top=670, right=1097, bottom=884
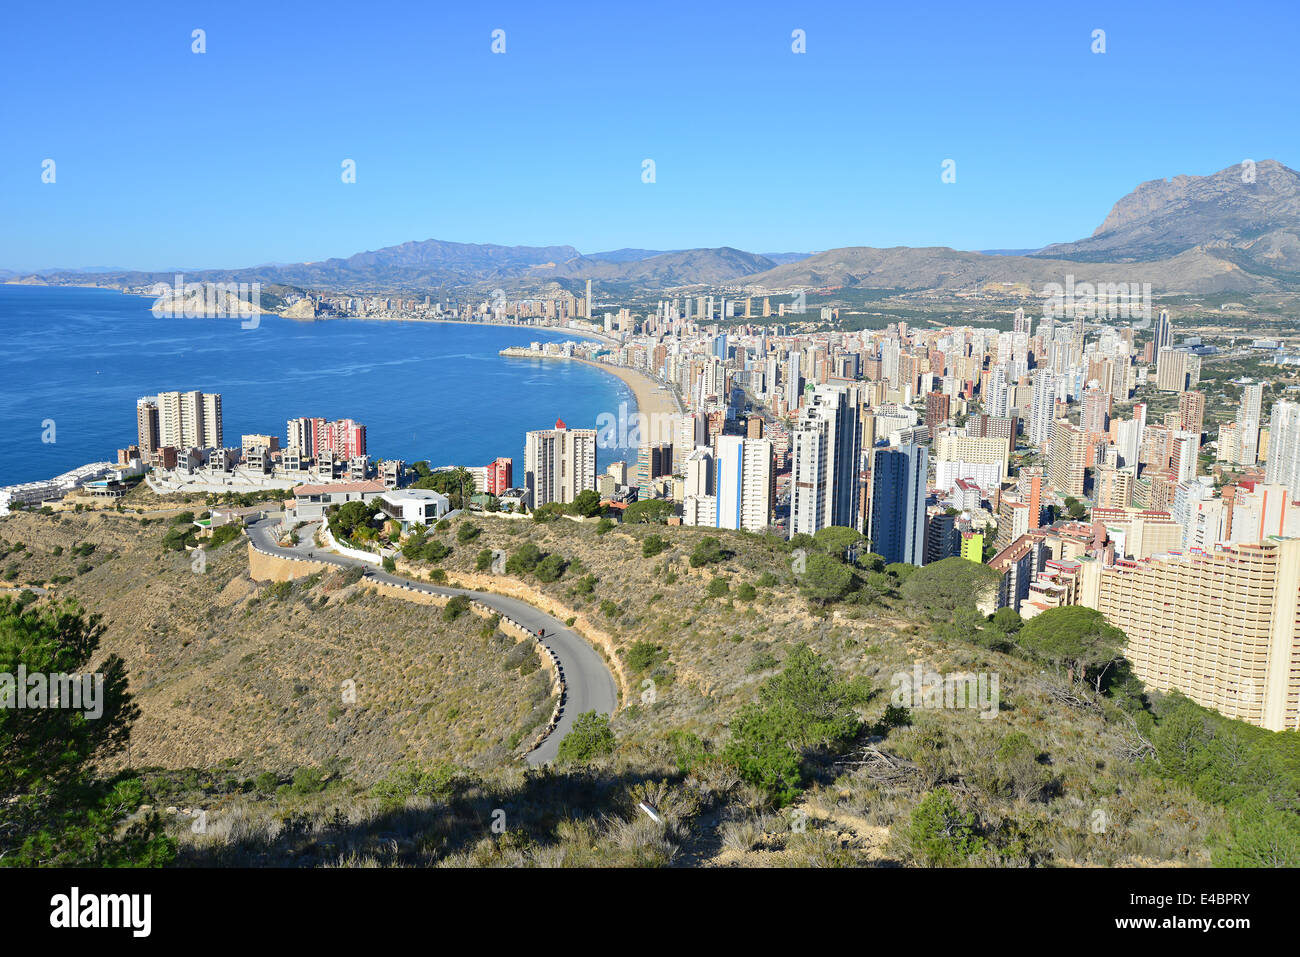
left=907, top=788, right=984, bottom=866
left=442, top=595, right=471, bottom=621
left=625, top=640, right=668, bottom=674
left=556, top=711, right=616, bottom=764
left=506, top=543, right=543, bottom=575
left=642, top=534, right=669, bottom=558
left=534, top=553, right=567, bottom=583
left=689, top=537, right=729, bottom=568
left=291, top=766, right=328, bottom=795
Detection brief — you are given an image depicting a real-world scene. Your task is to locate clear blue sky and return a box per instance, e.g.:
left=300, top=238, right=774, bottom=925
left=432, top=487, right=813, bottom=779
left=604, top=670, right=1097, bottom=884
left=2, top=0, right=1296, bottom=271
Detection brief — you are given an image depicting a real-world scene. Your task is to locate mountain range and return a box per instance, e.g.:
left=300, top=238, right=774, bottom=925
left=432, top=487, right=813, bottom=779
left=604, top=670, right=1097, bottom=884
left=12, top=160, right=1300, bottom=297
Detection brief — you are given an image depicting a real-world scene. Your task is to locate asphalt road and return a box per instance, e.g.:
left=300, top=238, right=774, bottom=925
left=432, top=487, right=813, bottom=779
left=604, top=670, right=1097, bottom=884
left=246, top=517, right=618, bottom=764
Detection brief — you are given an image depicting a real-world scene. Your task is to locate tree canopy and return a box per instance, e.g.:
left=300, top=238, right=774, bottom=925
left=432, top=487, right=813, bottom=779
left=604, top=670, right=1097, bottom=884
left=1016, top=606, right=1126, bottom=692
left=0, top=597, right=174, bottom=865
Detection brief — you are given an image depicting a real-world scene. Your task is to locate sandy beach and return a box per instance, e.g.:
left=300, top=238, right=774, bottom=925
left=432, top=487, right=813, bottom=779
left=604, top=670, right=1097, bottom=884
left=570, top=356, right=683, bottom=421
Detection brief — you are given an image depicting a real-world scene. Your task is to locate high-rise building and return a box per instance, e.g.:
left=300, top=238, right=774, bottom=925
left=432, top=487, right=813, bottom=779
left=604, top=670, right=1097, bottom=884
left=287, top=416, right=323, bottom=458
left=784, top=350, right=802, bottom=410
left=1156, top=348, right=1201, bottom=392
left=868, top=444, right=928, bottom=566
left=136, top=398, right=160, bottom=456
left=1235, top=380, right=1265, bottom=466
left=524, top=418, right=597, bottom=508
left=1081, top=539, right=1300, bottom=731
left=1265, top=400, right=1300, bottom=503
left=924, top=391, right=951, bottom=435
left=487, top=457, right=513, bottom=496
left=714, top=435, right=774, bottom=532
left=1048, top=420, right=1087, bottom=498
left=1027, top=369, right=1057, bottom=447
left=1178, top=390, right=1206, bottom=438
left=157, top=390, right=222, bottom=450
left=969, top=412, right=1018, bottom=457
left=673, top=412, right=705, bottom=472
left=1081, top=387, right=1111, bottom=437
left=933, top=431, right=1008, bottom=492
left=323, top=418, right=367, bottom=460
left=790, top=384, right=862, bottom=537
left=637, top=443, right=673, bottom=498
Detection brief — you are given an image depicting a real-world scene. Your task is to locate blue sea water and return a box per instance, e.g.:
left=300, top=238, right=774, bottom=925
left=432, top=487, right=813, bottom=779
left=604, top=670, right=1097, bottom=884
left=0, top=285, right=636, bottom=486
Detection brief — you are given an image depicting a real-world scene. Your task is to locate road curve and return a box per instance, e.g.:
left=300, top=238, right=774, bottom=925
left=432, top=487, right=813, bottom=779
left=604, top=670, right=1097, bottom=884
left=246, top=517, right=617, bottom=765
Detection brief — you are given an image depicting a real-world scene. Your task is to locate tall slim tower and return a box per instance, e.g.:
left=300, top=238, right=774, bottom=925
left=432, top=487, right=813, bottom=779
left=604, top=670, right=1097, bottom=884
left=868, top=444, right=928, bottom=566
left=790, top=384, right=862, bottom=538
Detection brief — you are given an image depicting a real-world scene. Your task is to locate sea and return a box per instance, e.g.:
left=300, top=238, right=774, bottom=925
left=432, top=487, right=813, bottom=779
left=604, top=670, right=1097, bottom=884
left=0, top=284, right=637, bottom=487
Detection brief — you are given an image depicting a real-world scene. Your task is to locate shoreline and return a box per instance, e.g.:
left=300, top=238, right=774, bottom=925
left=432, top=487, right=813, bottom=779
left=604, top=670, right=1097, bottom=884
left=568, top=356, right=682, bottom=422
left=4, top=282, right=622, bottom=346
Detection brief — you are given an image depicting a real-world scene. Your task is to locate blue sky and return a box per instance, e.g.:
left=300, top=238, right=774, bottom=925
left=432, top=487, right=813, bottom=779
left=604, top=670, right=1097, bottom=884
left=1, top=0, right=1296, bottom=271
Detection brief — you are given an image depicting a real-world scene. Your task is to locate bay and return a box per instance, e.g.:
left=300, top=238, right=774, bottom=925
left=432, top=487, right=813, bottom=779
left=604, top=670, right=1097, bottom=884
left=0, top=285, right=635, bottom=486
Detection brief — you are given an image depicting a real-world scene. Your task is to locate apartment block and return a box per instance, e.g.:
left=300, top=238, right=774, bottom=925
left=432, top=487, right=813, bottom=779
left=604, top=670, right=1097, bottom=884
left=1081, top=539, right=1300, bottom=731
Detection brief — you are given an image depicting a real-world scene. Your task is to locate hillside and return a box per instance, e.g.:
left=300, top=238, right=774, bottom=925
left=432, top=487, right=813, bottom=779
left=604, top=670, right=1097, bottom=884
left=536, top=247, right=778, bottom=286
left=0, top=511, right=553, bottom=779
left=738, top=243, right=1275, bottom=295
left=8, top=507, right=1292, bottom=868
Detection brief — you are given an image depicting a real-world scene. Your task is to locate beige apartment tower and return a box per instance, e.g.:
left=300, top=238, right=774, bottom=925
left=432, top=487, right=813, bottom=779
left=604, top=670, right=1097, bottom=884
left=1048, top=420, right=1087, bottom=498
left=136, top=398, right=160, bottom=455
left=1081, top=538, right=1300, bottom=731
left=524, top=419, right=596, bottom=509
left=156, top=390, right=222, bottom=450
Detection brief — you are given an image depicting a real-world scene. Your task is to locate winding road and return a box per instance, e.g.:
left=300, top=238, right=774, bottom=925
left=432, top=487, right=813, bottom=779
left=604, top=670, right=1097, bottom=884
left=246, top=517, right=617, bottom=764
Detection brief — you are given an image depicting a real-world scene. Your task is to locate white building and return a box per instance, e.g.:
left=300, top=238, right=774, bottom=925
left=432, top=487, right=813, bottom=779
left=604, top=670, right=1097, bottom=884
left=1265, top=399, right=1300, bottom=502
left=790, top=384, right=861, bottom=538
left=715, top=435, right=774, bottom=532
left=378, top=489, right=451, bottom=530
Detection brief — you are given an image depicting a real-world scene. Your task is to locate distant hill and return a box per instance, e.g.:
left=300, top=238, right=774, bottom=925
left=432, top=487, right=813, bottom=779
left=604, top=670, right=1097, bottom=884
left=1032, top=160, right=1300, bottom=276
left=585, top=248, right=679, bottom=263
left=536, top=247, right=777, bottom=286
left=737, top=243, right=1282, bottom=295
left=12, top=161, right=1297, bottom=296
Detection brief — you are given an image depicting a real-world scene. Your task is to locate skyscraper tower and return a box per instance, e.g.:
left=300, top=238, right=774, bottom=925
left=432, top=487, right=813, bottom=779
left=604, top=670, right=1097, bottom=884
left=790, top=384, right=862, bottom=538
left=868, top=444, right=928, bottom=565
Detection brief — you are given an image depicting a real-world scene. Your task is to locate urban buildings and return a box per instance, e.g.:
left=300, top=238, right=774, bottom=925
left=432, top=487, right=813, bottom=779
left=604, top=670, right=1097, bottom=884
left=524, top=418, right=596, bottom=508
left=790, top=384, right=861, bottom=537
left=1081, top=539, right=1300, bottom=731
left=156, top=390, right=223, bottom=450
left=714, top=435, right=774, bottom=532
left=1047, top=420, right=1087, bottom=498
left=486, top=457, right=513, bottom=496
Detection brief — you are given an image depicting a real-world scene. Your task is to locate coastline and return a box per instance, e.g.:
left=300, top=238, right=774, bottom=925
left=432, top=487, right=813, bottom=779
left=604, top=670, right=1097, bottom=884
left=568, top=356, right=682, bottom=422
left=4, top=282, right=622, bottom=346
